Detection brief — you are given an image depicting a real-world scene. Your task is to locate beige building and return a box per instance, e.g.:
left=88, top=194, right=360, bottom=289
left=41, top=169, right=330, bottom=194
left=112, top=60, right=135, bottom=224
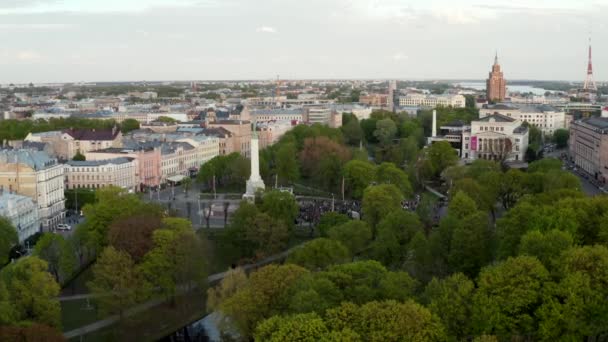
left=0, top=149, right=65, bottom=230
left=25, top=127, right=122, bottom=160
left=65, top=158, right=138, bottom=192
left=569, top=117, right=608, bottom=183
left=207, top=120, right=252, bottom=157
left=257, top=121, right=294, bottom=149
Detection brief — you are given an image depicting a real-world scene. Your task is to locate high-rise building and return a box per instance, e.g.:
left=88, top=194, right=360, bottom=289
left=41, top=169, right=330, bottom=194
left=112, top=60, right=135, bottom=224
left=486, top=53, right=507, bottom=102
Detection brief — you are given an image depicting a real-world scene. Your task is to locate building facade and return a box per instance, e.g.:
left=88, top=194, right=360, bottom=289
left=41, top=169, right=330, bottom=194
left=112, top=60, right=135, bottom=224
left=398, top=94, right=466, bottom=108
left=480, top=104, right=566, bottom=135
left=0, top=190, right=39, bottom=243
left=0, top=149, right=65, bottom=230
left=85, top=146, right=163, bottom=189
left=569, top=117, right=608, bottom=183
left=65, top=158, right=138, bottom=191
left=256, top=121, right=294, bottom=149
left=207, top=120, right=251, bottom=157
left=486, top=54, right=507, bottom=102
left=25, top=127, right=123, bottom=160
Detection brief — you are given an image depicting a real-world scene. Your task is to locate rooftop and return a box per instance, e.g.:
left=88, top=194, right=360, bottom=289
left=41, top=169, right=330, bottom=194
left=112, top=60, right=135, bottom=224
left=476, top=113, right=515, bottom=123
left=67, top=157, right=134, bottom=167
left=0, top=148, right=59, bottom=170
left=581, top=117, right=608, bottom=130
left=63, top=127, right=120, bottom=141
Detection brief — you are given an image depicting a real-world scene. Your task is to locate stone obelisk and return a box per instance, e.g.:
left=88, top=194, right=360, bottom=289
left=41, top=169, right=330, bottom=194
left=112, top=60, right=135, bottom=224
left=243, top=121, right=265, bottom=201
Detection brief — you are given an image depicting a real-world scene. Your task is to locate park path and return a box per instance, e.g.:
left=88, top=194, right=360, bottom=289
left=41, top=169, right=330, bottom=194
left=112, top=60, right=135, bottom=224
left=63, top=247, right=295, bottom=339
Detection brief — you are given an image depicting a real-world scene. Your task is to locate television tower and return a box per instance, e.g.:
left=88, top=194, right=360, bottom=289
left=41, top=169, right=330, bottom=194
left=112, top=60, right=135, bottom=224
left=583, top=36, right=597, bottom=92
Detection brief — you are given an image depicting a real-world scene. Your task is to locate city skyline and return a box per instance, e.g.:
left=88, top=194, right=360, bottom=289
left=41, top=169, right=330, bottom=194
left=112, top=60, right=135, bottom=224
left=0, top=0, right=606, bottom=83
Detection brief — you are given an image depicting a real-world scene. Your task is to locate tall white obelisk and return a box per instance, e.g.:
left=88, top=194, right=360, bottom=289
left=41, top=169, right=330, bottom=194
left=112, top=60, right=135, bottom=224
left=243, top=122, right=265, bottom=201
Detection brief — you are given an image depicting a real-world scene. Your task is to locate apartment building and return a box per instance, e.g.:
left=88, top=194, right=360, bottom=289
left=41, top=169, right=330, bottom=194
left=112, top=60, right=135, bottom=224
left=206, top=120, right=251, bottom=157
left=569, top=117, right=608, bottom=183
left=0, top=149, right=65, bottom=230
left=0, top=189, right=39, bottom=243
left=65, top=158, right=138, bottom=192
left=398, top=94, right=466, bottom=108
left=480, top=104, right=566, bottom=135
left=24, top=127, right=122, bottom=160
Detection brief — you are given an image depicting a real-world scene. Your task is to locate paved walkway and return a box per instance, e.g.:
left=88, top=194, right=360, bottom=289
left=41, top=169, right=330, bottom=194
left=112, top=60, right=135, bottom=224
left=62, top=247, right=296, bottom=339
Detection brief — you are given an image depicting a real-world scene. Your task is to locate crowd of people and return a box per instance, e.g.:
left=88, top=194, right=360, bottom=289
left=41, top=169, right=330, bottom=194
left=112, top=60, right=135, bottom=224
left=297, top=199, right=362, bottom=226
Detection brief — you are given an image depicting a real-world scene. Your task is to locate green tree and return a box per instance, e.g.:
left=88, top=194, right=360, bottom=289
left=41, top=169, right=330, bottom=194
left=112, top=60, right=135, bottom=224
left=207, top=268, right=248, bottom=312
left=219, top=264, right=309, bottom=337
left=33, top=233, right=77, bottom=284
left=327, top=221, right=372, bottom=255
left=362, top=184, right=403, bottom=234
left=371, top=211, right=423, bottom=267
left=246, top=212, right=290, bottom=258
left=0, top=256, right=61, bottom=328
left=120, top=118, right=140, bottom=133
left=472, top=256, right=549, bottom=340
left=426, top=141, right=458, bottom=178
left=341, top=117, right=364, bottom=146
left=553, top=129, right=569, bottom=148
left=72, top=150, right=86, bottom=161
left=376, top=162, right=413, bottom=198
left=287, top=238, right=350, bottom=270
left=181, top=177, right=192, bottom=197
left=424, top=273, right=475, bottom=341
left=260, top=190, right=299, bottom=229
left=343, top=160, right=376, bottom=199
left=325, top=300, right=447, bottom=342
left=537, top=245, right=608, bottom=341
left=373, top=119, right=397, bottom=146
left=518, top=229, right=573, bottom=271
left=255, top=312, right=330, bottom=342
left=317, top=212, right=349, bottom=237
left=107, top=214, right=162, bottom=263
left=528, top=158, right=562, bottom=173
left=87, top=246, right=140, bottom=318
left=0, top=217, right=18, bottom=265
left=276, top=142, right=300, bottom=184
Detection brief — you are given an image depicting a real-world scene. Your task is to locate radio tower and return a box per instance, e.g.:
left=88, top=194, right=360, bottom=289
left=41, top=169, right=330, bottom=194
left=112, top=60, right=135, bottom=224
left=583, top=36, right=597, bottom=92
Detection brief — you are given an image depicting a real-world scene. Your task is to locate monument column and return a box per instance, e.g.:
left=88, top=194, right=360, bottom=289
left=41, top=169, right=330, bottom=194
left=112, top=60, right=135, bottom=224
left=243, top=122, right=265, bottom=201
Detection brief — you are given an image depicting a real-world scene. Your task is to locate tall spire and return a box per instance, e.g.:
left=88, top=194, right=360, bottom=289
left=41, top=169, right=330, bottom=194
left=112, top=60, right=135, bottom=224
left=494, top=51, right=498, bottom=65
left=583, top=35, right=597, bottom=92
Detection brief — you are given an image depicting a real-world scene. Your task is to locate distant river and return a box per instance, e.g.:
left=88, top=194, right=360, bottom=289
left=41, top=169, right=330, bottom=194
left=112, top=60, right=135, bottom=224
left=455, top=82, right=548, bottom=96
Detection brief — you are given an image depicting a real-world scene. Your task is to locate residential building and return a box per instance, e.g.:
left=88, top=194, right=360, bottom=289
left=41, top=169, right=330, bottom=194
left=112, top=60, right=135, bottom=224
left=207, top=120, right=251, bottom=157
left=0, top=149, right=65, bottom=230
left=398, top=94, right=466, bottom=108
left=569, top=117, right=608, bottom=183
left=201, top=127, right=235, bottom=155
left=65, top=158, right=138, bottom=192
left=256, top=121, right=294, bottom=149
left=480, top=104, right=566, bottom=134
left=0, top=189, right=39, bottom=243
left=331, top=104, right=373, bottom=121
left=249, top=109, right=305, bottom=123
left=359, top=94, right=389, bottom=108
left=24, top=127, right=122, bottom=160
left=85, top=145, right=162, bottom=189
left=140, top=121, right=178, bottom=133
left=486, top=54, right=507, bottom=101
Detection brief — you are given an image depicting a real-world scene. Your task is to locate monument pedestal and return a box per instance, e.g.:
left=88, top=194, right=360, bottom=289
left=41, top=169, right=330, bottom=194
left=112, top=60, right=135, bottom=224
left=243, top=178, right=265, bottom=202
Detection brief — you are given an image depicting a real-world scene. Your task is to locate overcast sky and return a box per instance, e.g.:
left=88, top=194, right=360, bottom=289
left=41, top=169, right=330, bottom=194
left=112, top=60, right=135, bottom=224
left=0, top=0, right=606, bottom=83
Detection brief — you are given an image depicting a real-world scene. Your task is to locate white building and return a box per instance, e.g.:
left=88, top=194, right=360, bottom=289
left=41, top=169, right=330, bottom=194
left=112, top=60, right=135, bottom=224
left=0, top=190, right=39, bottom=243
left=0, top=149, right=65, bottom=230
left=480, top=104, right=566, bottom=135
left=399, top=94, right=466, bottom=108
left=428, top=113, right=528, bottom=162
left=463, top=114, right=528, bottom=162
left=249, top=109, right=305, bottom=122
left=65, top=158, right=138, bottom=192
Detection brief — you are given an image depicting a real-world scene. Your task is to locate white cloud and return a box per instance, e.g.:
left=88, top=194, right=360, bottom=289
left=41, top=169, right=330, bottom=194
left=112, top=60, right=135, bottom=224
left=256, top=26, right=277, bottom=34
left=16, top=51, right=42, bottom=61
left=0, top=23, right=72, bottom=30
left=392, top=53, right=408, bottom=61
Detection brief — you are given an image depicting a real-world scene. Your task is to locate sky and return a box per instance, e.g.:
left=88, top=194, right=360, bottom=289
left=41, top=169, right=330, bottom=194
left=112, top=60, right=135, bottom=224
left=0, top=0, right=606, bottom=83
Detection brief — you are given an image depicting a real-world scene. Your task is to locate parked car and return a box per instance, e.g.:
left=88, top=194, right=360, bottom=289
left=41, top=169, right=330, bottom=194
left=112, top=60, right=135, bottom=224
left=56, top=224, right=71, bottom=231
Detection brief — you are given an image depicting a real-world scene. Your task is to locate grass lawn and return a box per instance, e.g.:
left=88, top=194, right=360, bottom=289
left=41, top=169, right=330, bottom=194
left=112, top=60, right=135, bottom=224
left=61, top=298, right=103, bottom=332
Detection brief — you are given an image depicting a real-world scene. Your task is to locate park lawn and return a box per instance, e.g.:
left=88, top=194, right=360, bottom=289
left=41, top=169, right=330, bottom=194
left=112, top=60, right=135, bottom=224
left=61, top=299, right=103, bottom=332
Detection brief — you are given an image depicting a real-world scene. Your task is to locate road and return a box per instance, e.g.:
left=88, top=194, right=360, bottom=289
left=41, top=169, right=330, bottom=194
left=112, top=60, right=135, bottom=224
left=544, top=148, right=604, bottom=197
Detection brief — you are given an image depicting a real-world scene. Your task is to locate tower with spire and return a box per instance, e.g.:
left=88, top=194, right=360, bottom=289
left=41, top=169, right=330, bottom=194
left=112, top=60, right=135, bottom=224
left=486, top=52, right=507, bottom=102
left=583, top=37, right=597, bottom=92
